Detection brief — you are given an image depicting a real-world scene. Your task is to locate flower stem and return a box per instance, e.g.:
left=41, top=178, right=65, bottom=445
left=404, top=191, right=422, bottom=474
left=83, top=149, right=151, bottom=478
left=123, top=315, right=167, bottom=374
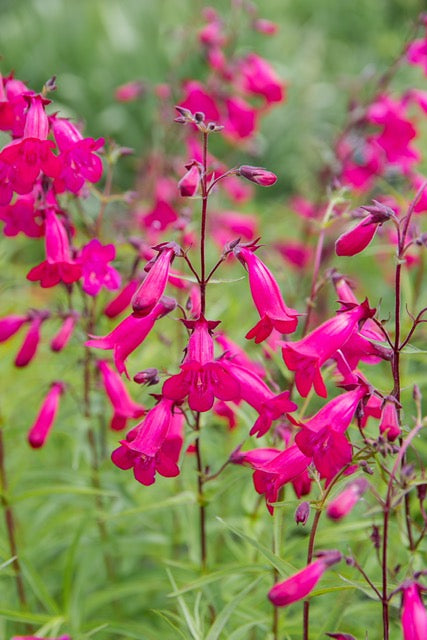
left=194, top=412, right=207, bottom=571
left=0, top=427, right=27, bottom=608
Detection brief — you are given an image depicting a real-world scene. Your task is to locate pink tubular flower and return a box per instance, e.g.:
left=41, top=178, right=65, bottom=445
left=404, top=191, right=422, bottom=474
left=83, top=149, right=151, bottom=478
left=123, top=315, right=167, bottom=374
left=224, top=360, right=297, bottom=437
left=0, top=191, right=44, bottom=238
left=0, top=95, right=60, bottom=195
left=132, top=243, right=181, bottom=317
left=27, top=208, right=82, bottom=288
left=86, top=296, right=177, bottom=377
left=233, top=243, right=299, bottom=343
left=237, top=165, right=277, bottom=186
left=97, top=360, right=145, bottom=430
left=111, top=398, right=182, bottom=485
left=0, top=313, right=28, bottom=342
left=239, top=53, right=284, bottom=104
left=27, top=381, right=65, bottom=448
left=15, top=312, right=48, bottom=367
left=282, top=300, right=376, bottom=398
left=335, top=214, right=380, bottom=257
left=379, top=398, right=401, bottom=442
left=326, top=478, right=369, bottom=520
left=401, top=581, right=427, bottom=640
left=215, top=331, right=266, bottom=378
left=407, top=29, right=427, bottom=75
left=162, top=316, right=240, bottom=412
left=224, top=97, right=257, bottom=140
left=114, top=80, right=145, bottom=102
left=79, top=238, right=121, bottom=296
left=178, top=161, right=201, bottom=197
left=104, top=279, right=139, bottom=318
left=268, top=550, right=342, bottom=607
left=50, top=313, right=78, bottom=352
left=51, top=116, right=104, bottom=194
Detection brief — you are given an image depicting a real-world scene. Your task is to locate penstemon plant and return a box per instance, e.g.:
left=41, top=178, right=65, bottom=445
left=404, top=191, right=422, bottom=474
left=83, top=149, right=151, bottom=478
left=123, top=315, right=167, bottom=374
left=1, top=4, right=427, bottom=640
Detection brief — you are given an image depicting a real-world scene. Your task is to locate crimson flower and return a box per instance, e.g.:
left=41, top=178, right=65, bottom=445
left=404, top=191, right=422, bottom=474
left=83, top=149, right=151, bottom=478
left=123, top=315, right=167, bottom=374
left=400, top=581, right=427, bottom=640
left=132, top=242, right=181, bottom=317
left=27, top=381, right=65, bottom=448
left=97, top=360, right=145, bottom=430
left=79, top=238, right=121, bottom=296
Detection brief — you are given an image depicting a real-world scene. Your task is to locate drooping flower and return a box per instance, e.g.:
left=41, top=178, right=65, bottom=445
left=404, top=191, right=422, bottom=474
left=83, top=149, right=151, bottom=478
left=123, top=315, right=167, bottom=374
left=97, top=360, right=145, bottom=430
left=233, top=243, right=299, bottom=343
left=132, top=242, right=181, bottom=317
left=400, top=581, right=427, bottom=640
left=27, top=208, right=82, bottom=288
left=379, top=397, right=401, bottom=442
left=86, top=297, right=177, bottom=377
left=239, top=53, right=284, bottom=104
left=268, top=550, right=342, bottom=607
left=27, top=381, right=65, bottom=448
left=104, top=279, right=139, bottom=318
left=111, top=398, right=183, bottom=485
left=15, top=312, right=49, bottom=367
left=223, top=97, right=257, bottom=140
left=326, top=478, right=369, bottom=520
left=162, top=316, right=240, bottom=412
left=282, top=300, right=375, bottom=397
left=178, top=161, right=202, bottom=197
left=79, top=238, right=121, bottom=297
left=0, top=313, right=28, bottom=343
left=50, top=313, right=78, bottom=352
left=407, top=28, right=427, bottom=75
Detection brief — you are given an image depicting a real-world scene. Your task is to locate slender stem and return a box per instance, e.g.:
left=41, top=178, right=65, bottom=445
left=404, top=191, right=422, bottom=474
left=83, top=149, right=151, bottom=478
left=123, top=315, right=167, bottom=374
left=302, top=509, right=321, bottom=640
left=200, top=132, right=209, bottom=315
left=94, top=161, right=114, bottom=237
left=0, top=428, right=27, bottom=608
left=194, top=412, right=207, bottom=570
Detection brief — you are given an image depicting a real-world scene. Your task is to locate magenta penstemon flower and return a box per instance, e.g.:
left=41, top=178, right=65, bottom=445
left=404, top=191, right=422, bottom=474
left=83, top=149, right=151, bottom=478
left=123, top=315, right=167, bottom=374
left=79, top=238, right=121, bottom=296
left=162, top=316, right=240, bottom=412
left=0, top=313, right=28, bottom=342
left=178, top=160, right=202, bottom=197
left=132, top=242, right=182, bottom=317
left=27, top=381, right=65, bottom=448
left=236, top=165, right=277, bottom=186
left=282, top=300, right=376, bottom=397
left=97, top=360, right=145, bottom=430
left=15, top=311, right=49, bottom=367
left=268, top=550, right=342, bottom=607
left=50, top=313, right=78, bottom=352
left=378, top=397, right=401, bottom=442
left=86, top=296, right=177, bottom=377
left=326, top=478, right=369, bottom=520
left=400, top=580, right=427, bottom=640
left=233, top=242, right=299, bottom=343
left=104, top=279, right=139, bottom=318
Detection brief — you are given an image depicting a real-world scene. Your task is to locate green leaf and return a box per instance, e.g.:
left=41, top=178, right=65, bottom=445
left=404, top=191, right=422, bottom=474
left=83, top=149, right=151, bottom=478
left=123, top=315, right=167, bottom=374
left=166, top=569, right=202, bottom=640
left=205, top=576, right=263, bottom=640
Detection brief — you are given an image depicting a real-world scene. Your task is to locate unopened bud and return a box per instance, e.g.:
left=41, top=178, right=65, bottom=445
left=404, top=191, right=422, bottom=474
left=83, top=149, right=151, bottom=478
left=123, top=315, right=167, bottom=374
left=417, top=484, right=427, bottom=501
left=133, top=368, right=159, bottom=386
left=295, top=501, right=310, bottom=525
left=237, top=165, right=277, bottom=186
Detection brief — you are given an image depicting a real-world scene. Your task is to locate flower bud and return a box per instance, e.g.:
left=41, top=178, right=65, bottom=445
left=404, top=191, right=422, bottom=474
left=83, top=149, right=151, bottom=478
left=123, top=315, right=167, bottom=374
left=295, top=501, right=310, bottom=525
left=237, top=165, right=277, bottom=186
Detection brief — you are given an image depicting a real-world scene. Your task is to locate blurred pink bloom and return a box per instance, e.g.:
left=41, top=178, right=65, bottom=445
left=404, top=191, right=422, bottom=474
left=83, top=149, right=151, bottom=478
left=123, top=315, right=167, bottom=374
left=268, top=550, right=342, bottom=607
left=239, top=53, right=284, bottom=104
left=27, top=208, right=82, bottom=288
left=224, top=97, right=257, bottom=140
left=51, top=116, right=104, bottom=193
left=282, top=301, right=375, bottom=397
left=253, top=19, right=278, bottom=35
left=179, top=81, right=221, bottom=123
left=27, top=381, right=65, bottom=448
left=213, top=400, right=237, bottom=429
left=132, top=243, right=181, bottom=317
left=86, top=297, right=176, bottom=377
left=162, top=316, right=240, bottom=412
left=338, top=137, right=383, bottom=192
left=114, top=80, right=145, bottom=102
left=407, top=29, right=427, bottom=75
left=0, top=314, right=28, bottom=342
left=401, top=581, right=427, bottom=640
left=215, top=331, right=266, bottom=378
left=326, top=478, right=369, bottom=520
left=0, top=191, right=44, bottom=237
left=97, top=360, right=145, bottom=430
left=104, top=279, right=139, bottom=318
left=379, top=398, right=401, bottom=442
left=237, top=165, right=277, bottom=186
left=199, top=16, right=226, bottom=47
left=15, top=313, right=48, bottom=367
left=50, top=313, right=78, bottom=352
left=140, top=198, right=179, bottom=233
left=234, top=243, right=299, bottom=343
left=112, top=399, right=183, bottom=485
left=80, top=238, right=121, bottom=296
left=210, top=210, right=258, bottom=249
left=275, top=240, right=312, bottom=270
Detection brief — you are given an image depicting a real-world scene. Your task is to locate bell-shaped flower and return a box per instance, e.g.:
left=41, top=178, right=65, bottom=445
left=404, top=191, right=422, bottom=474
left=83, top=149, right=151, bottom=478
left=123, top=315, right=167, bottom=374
left=162, top=316, right=240, bottom=412
left=97, top=360, right=145, bottom=430
left=104, top=279, right=139, bottom=318
left=27, top=381, right=65, bottom=448
left=0, top=313, right=28, bottom=343
left=400, top=580, right=427, bottom=640
left=27, top=208, right=82, bottom=288
left=15, top=311, right=49, bottom=367
left=86, top=296, right=176, bottom=377
left=327, top=478, right=369, bottom=520
left=50, top=313, right=78, bottom=352
left=233, top=243, right=299, bottom=343
left=269, top=550, right=342, bottom=607
left=239, top=53, right=284, bottom=104
left=0, top=95, right=60, bottom=195
left=51, top=116, right=104, bottom=194
left=224, top=360, right=297, bottom=436
left=79, top=238, right=121, bottom=296
left=132, top=242, right=181, bottom=317
left=379, top=397, right=401, bottom=442
left=111, top=398, right=182, bottom=485
left=282, top=300, right=375, bottom=397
